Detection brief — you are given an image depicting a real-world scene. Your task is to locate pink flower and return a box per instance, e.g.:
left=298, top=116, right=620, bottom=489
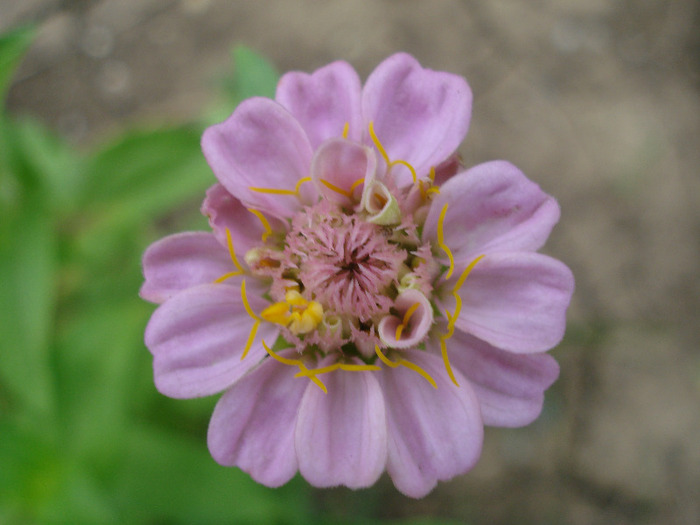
left=141, top=53, right=574, bottom=498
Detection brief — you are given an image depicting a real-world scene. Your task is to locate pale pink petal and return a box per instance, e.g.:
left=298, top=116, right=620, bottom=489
left=362, top=53, right=472, bottom=178
left=295, top=363, right=387, bottom=489
left=380, top=350, right=483, bottom=498
left=140, top=232, right=233, bottom=304
left=378, top=289, right=434, bottom=349
left=276, top=60, right=363, bottom=148
left=448, top=252, right=574, bottom=353
left=201, top=183, right=287, bottom=252
left=207, top=351, right=308, bottom=487
left=144, top=282, right=277, bottom=398
left=431, top=331, right=559, bottom=427
left=424, top=161, right=561, bottom=262
left=310, top=138, right=376, bottom=207
left=201, top=98, right=316, bottom=219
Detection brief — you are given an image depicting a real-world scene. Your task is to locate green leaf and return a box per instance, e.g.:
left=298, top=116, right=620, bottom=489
left=0, top=25, right=35, bottom=106
left=209, top=46, right=279, bottom=123
left=1, top=116, right=82, bottom=214
left=0, top=194, right=56, bottom=415
left=228, top=46, right=279, bottom=106
left=76, top=126, right=211, bottom=260
left=110, top=424, right=313, bottom=524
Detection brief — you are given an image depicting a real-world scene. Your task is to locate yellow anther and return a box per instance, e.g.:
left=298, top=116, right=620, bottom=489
left=288, top=300, right=324, bottom=335
left=260, top=301, right=292, bottom=325
left=284, top=289, right=308, bottom=306
left=394, top=302, right=421, bottom=341
left=436, top=203, right=455, bottom=280
left=249, top=176, right=312, bottom=197
left=261, top=291, right=324, bottom=335
left=246, top=208, right=273, bottom=242
left=374, top=345, right=437, bottom=389
left=305, top=301, right=324, bottom=324
left=342, top=122, right=349, bottom=139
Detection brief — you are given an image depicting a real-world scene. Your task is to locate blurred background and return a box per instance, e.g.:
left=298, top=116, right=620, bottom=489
left=1, top=0, right=698, bottom=523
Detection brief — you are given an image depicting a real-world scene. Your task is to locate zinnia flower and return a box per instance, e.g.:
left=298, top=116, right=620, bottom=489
left=141, top=53, right=574, bottom=498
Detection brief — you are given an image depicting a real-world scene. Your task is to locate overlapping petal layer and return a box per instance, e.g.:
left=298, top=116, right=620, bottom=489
left=144, top=283, right=277, bottom=398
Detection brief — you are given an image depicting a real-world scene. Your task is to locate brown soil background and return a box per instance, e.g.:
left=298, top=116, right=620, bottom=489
left=3, top=1, right=699, bottom=523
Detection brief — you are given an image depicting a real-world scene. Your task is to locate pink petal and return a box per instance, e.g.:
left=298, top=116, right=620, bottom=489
left=295, top=363, right=387, bottom=489
left=380, top=350, right=483, bottom=498
left=310, top=138, right=376, bottom=207
left=276, top=60, right=363, bottom=148
left=449, top=252, right=574, bottom=353
left=140, top=232, right=233, bottom=304
left=378, top=289, right=434, bottom=349
left=201, top=98, right=316, bottom=219
left=201, top=183, right=286, bottom=252
left=144, top=282, right=277, bottom=398
left=424, top=161, right=561, bottom=262
left=362, top=53, right=472, bottom=178
left=207, top=351, right=308, bottom=487
left=432, top=331, right=559, bottom=427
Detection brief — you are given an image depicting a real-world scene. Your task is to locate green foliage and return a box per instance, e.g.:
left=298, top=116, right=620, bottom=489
left=0, top=26, right=321, bottom=524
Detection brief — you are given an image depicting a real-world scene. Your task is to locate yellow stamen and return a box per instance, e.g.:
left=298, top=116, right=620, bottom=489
left=390, top=159, right=417, bottom=183
left=436, top=203, right=455, bottom=280
left=249, top=176, right=312, bottom=196
left=294, top=362, right=381, bottom=378
left=240, top=279, right=261, bottom=360
left=214, top=228, right=245, bottom=282
left=246, top=208, right=273, bottom=242
left=394, top=301, right=421, bottom=341
left=368, top=121, right=418, bottom=184
left=319, top=178, right=353, bottom=198
left=368, top=121, right=391, bottom=167
left=342, top=122, right=349, bottom=139
left=374, top=345, right=437, bottom=389
left=262, top=340, right=327, bottom=393
left=438, top=254, right=486, bottom=385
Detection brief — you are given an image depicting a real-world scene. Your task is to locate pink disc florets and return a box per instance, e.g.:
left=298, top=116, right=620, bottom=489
left=287, top=201, right=406, bottom=321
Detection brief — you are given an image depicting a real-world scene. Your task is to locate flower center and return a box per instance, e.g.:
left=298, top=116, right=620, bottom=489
left=286, top=202, right=405, bottom=321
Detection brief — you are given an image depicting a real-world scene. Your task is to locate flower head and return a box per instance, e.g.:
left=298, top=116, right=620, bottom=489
left=141, top=53, right=574, bottom=497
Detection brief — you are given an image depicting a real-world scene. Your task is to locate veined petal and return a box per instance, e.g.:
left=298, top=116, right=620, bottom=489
left=276, top=60, right=363, bottom=148
left=201, top=183, right=287, bottom=251
left=430, top=331, right=559, bottom=427
left=310, top=138, right=376, bottom=206
left=295, top=361, right=387, bottom=489
left=362, top=52, right=472, bottom=178
left=448, top=252, right=574, bottom=353
left=380, top=350, right=483, bottom=498
left=140, top=232, right=233, bottom=304
left=207, top=351, right=308, bottom=487
left=424, top=161, right=561, bottom=261
left=144, top=282, right=277, bottom=398
left=201, top=98, right=316, bottom=219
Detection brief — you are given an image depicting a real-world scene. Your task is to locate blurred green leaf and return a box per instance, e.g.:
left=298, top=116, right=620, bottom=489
left=3, top=116, right=82, bottom=213
left=0, top=194, right=56, bottom=416
left=110, top=424, right=312, bottom=524
left=76, top=126, right=211, bottom=261
left=209, top=46, right=279, bottom=123
left=0, top=25, right=35, bottom=105
left=228, top=46, right=278, bottom=105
